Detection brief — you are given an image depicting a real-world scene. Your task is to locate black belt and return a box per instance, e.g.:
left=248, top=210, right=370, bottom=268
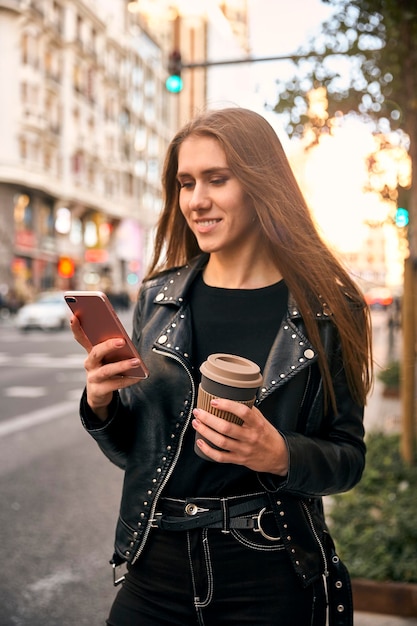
left=151, top=493, right=280, bottom=539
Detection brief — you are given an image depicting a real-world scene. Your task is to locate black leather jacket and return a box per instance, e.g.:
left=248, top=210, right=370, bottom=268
left=81, top=254, right=365, bottom=616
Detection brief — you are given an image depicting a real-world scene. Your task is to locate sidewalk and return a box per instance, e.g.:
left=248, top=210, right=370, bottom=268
left=355, top=613, right=417, bottom=625
left=363, top=378, right=402, bottom=434
left=353, top=337, right=417, bottom=624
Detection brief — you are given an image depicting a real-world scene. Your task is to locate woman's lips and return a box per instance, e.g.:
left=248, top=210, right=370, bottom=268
left=194, top=218, right=221, bottom=232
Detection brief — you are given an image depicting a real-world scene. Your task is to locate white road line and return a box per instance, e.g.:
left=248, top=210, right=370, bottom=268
left=0, top=354, right=84, bottom=368
left=5, top=387, right=47, bottom=398
left=0, top=399, right=79, bottom=438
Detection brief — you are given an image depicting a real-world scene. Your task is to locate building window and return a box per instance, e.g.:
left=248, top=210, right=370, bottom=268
left=87, top=162, right=95, bottom=186
left=44, top=147, right=52, bottom=171
left=73, top=62, right=83, bottom=93
left=21, top=32, right=29, bottom=64
left=86, top=67, right=95, bottom=102
left=52, top=2, right=64, bottom=36
left=21, top=82, right=28, bottom=106
left=72, top=151, right=84, bottom=175
left=125, top=173, right=133, bottom=196
left=21, top=32, right=40, bottom=68
left=19, top=137, right=28, bottom=160
left=76, top=15, right=83, bottom=43
left=14, top=194, right=33, bottom=230
left=39, top=203, right=54, bottom=236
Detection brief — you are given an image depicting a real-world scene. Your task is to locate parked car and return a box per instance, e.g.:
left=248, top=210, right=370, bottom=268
left=364, top=287, right=393, bottom=310
left=15, top=291, right=70, bottom=331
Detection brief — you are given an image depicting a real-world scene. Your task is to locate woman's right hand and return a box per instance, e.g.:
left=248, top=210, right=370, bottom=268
left=70, top=315, right=141, bottom=421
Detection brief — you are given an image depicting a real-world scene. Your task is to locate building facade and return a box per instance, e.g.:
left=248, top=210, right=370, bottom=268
left=0, top=0, right=250, bottom=306
left=0, top=0, right=179, bottom=303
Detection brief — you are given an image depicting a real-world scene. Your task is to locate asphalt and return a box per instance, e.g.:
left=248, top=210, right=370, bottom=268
left=2, top=310, right=415, bottom=623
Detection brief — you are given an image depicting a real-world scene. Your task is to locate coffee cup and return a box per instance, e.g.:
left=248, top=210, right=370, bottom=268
left=194, top=353, right=263, bottom=460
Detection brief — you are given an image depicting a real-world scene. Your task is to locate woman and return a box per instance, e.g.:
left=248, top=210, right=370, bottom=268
left=71, top=107, right=373, bottom=626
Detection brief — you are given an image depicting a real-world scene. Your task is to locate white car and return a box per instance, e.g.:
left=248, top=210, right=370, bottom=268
left=15, top=291, right=70, bottom=331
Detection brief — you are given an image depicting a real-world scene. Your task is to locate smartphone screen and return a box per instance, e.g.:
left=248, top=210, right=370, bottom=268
left=64, top=291, right=149, bottom=379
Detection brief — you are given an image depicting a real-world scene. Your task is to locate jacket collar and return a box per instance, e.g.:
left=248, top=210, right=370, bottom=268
left=153, top=254, right=331, bottom=321
left=151, top=254, right=334, bottom=398
left=152, top=254, right=208, bottom=307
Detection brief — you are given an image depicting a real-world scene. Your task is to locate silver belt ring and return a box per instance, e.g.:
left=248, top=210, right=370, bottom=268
left=254, top=507, right=281, bottom=541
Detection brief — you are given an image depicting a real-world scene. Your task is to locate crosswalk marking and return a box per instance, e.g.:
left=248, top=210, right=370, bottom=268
left=5, top=386, right=47, bottom=398
left=0, top=399, right=79, bottom=438
left=0, top=354, right=84, bottom=368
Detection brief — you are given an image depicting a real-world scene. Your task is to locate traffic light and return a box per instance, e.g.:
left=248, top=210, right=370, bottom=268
left=395, top=207, right=409, bottom=228
left=57, top=257, right=75, bottom=278
left=166, top=50, right=183, bottom=93
left=395, top=186, right=410, bottom=228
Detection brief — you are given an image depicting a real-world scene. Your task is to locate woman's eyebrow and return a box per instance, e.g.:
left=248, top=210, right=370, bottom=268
left=177, top=166, right=231, bottom=177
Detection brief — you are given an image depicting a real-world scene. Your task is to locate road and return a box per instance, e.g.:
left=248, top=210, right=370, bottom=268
left=0, top=316, right=127, bottom=625
left=0, top=309, right=414, bottom=625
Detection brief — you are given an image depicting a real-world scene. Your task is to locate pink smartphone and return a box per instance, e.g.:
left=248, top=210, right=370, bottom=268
left=64, top=291, right=149, bottom=379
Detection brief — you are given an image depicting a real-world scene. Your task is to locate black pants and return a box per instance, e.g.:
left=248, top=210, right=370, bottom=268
left=107, top=521, right=327, bottom=625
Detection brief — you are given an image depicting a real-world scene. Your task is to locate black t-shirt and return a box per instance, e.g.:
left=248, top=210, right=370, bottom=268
left=162, top=272, right=289, bottom=498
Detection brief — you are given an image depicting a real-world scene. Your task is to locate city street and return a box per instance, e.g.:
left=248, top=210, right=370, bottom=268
left=0, top=315, right=128, bottom=625
left=0, top=309, right=414, bottom=625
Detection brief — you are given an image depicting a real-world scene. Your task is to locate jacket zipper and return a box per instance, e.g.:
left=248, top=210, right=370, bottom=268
left=301, top=500, right=328, bottom=575
left=131, top=348, right=196, bottom=564
left=301, top=500, right=329, bottom=618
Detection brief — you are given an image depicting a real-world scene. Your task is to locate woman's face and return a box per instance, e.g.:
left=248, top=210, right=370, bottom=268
left=177, top=135, right=259, bottom=259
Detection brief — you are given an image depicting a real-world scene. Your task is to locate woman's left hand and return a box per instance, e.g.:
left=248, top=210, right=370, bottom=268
left=192, top=399, right=289, bottom=476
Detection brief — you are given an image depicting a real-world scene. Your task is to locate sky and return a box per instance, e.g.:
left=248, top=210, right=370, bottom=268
left=206, top=0, right=334, bottom=137
left=247, top=0, right=333, bottom=100
left=204, top=0, right=405, bottom=286
left=248, top=0, right=332, bottom=48
left=209, top=0, right=371, bottom=250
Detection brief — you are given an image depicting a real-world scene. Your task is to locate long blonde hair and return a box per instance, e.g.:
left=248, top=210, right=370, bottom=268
left=146, top=107, right=373, bottom=409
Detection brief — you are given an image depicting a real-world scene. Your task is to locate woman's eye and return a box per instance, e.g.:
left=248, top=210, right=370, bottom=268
left=179, top=181, right=194, bottom=189
left=211, top=178, right=226, bottom=185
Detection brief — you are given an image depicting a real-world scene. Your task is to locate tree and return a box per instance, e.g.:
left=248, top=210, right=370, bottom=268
left=273, top=0, right=416, bottom=247
left=272, top=0, right=417, bottom=463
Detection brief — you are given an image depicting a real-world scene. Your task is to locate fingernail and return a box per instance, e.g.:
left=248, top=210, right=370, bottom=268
left=115, top=339, right=125, bottom=346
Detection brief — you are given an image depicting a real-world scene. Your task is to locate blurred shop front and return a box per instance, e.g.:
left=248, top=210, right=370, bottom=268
left=56, top=209, right=146, bottom=305
left=11, top=190, right=59, bottom=303
left=0, top=185, right=147, bottom=308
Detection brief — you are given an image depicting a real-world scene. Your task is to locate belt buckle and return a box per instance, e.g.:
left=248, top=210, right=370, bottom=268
left=184, top=502, right=209, bottom=516
left=150, top=512, right=163, bottom=528
left=253, top=507, right=281, bottom=541
left=111, top=561, right=127, bottom=586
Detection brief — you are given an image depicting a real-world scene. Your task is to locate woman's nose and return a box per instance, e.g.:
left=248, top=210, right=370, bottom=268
left=189, top=183, right=211, bottom=210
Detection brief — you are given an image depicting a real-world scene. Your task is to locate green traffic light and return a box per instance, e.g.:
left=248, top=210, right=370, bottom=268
left=395, top=207, right=409, bottom=228
left=165, top=75, right=183, bottom=93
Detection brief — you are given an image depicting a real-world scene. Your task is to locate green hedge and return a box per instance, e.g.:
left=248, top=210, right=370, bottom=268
left=328, top=432, right=417, bottom=582
left=377, top=361, right=400, bottom=389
